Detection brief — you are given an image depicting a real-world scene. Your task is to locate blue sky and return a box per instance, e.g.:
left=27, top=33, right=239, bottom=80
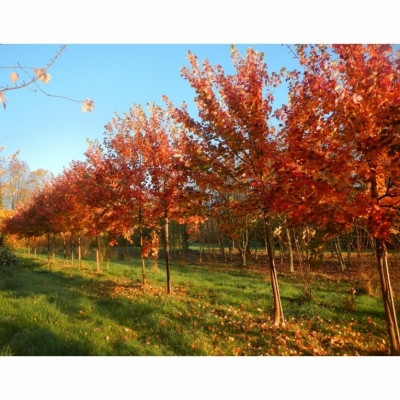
left=0, top=44, right=300, bottom=176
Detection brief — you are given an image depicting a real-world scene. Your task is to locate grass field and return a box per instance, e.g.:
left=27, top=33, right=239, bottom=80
left=0, top=249, right=392, bottom=356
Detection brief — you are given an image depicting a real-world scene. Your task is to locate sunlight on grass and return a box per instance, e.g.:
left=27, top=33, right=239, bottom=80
left=0, top=251, right=390, bottom=356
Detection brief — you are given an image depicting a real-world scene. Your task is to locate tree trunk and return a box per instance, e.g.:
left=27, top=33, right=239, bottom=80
left=164, top=212, right=171, bottom=294
left=375, top=238, right=400, bottom=355
left=286, top=228, right=294, bottom=273
left=71, top=235, right=74, bottom=267
left=370, top=171, right=400, bottom=355
left=140, top=231, right=147, bottom=286
left=47, top=233, right=50, bottom=265
left=238, top=248, right=247, bottom=267
left=347, top=243, right=352, bottom=267
left=355, top=221, right=362, bottom=263
left=199, top=222, right=204, bottom=263
left=236, top=229, right=249, bottom=267
left=263, top=211, right=285, bottom=326
left=96, top=235, right=100, bottom=273
left=219, top=236, right=227, bottom=262
left=78, top=233, right=82, bottom=268
left=334, top=236, right=346, bottom=272
left=52, top=233, right=56, bottom=263
left=139, top=206, right=146, bottom=285
left=63, top=233, right=67, bottom=265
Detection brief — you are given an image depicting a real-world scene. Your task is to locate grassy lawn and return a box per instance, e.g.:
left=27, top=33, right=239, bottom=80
left=0, top=250, right=391, bottom=356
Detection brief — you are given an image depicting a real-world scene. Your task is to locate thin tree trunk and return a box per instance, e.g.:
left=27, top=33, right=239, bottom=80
left=370, top=234, right=376, bottom=255
left=78, top=233, right=82, bottom=268
left=164, top=212, right=171, bottom=294
left=47, top=233, right=50, bottom=265
left=376, top=238, right=400, bottom=355
left=71, top=235, right=74, bottom=267
left=205, top=219, right=211, bottom=261
left=355, top=221, right=362, bottom=263
left=219, top=236, right=227, bottom=262
left=139, top=206, right=146, bottom=285
left=199, top=222, right=205, bottom=263
left=210, top=219, right=216, bottom=260
left=334, top=236, right=346, bottom=272
left=286, top=228, right=294, bottom=273
left=370, top=171, right=400, bottom=355
left=96, top=235, right=100, bottom=273
left=347, top=243, right=352, bottom=267
left=140, top=231, right=146, bottom=285
left=63, top=233, right=67, bottom=265
left=264, top=211, right=285, bottom=326
left=52, top=233, right=56, bottom=263
left=253, top=230, right=258, bottom=261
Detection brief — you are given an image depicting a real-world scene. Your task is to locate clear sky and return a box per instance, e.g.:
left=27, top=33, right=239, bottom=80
left=0, top=44, right=300, bottom=176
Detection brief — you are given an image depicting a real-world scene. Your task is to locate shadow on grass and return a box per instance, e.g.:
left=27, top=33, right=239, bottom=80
left=0, top=319, right=93, bottom=356
left=1, top=254, right=391, bottom=356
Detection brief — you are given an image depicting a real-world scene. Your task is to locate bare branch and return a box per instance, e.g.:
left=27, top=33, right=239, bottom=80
left=0, top=45, right=95, bottom=111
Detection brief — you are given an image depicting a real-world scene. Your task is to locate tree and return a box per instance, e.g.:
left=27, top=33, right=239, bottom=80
left=104, top=103, right=196, bottom=294
left=0, top=152, right=54, bottom=210
left=279, top=44, right=400, bottom=354
left=164, top=46, right=286, bottom=325
left=0, top=44, right=94, bottom=112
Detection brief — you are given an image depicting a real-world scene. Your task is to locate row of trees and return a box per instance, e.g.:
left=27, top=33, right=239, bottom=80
left=3, top=44, right=400, bottom=354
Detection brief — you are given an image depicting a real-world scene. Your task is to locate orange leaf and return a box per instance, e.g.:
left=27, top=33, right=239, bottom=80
left=34, top=68, right=51, bottom=84
left=10, top=71, right=19, bottom=83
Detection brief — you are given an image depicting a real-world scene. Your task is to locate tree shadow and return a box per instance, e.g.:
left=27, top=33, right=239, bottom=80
left=0, top=319, right=93, bottom=356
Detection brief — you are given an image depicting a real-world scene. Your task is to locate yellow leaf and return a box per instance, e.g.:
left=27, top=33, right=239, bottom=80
left=82, top=98, right=95, bottom=113
left=0, top=93, right=7, bottom=109
left=34, top=68, right=51, bottom=84
left=10, top=71, right=19, bottom=83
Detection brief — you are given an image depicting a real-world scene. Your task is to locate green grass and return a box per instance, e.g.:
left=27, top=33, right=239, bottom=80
left=0, top=250, right=391, bottom=355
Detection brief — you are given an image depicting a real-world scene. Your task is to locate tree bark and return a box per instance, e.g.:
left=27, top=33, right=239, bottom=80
left=370, top=170, right=400, bottom=355
left=78, top=233, right=82, bottom=268
left=96, top=235, right=100, bottom=273
left=286, top=228, right=294, bottom=273
left=164, top=212, right=171, bottom=294
left=52, top=233, right=56, bottom=263
left=334, top=236, right=346, bottom=272
left=375, top=238, right=400, bottom=355
left=264, top=211, right=285, bottom=326
left=63, top=232, right=67, bottom=265
left=139, top=206, right=146, bottom=285
left=47, top=233, right=50, bottom=265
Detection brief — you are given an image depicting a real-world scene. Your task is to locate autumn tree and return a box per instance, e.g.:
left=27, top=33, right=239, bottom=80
left=0, top=44, right=94, bottom=112
left=0, top=152, right=54, bottom=210
left=106, top=104, right=197, bottom=293
left=279, top=44, right=400, bottom=354
left=164, top=46, right=286, bottom=325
